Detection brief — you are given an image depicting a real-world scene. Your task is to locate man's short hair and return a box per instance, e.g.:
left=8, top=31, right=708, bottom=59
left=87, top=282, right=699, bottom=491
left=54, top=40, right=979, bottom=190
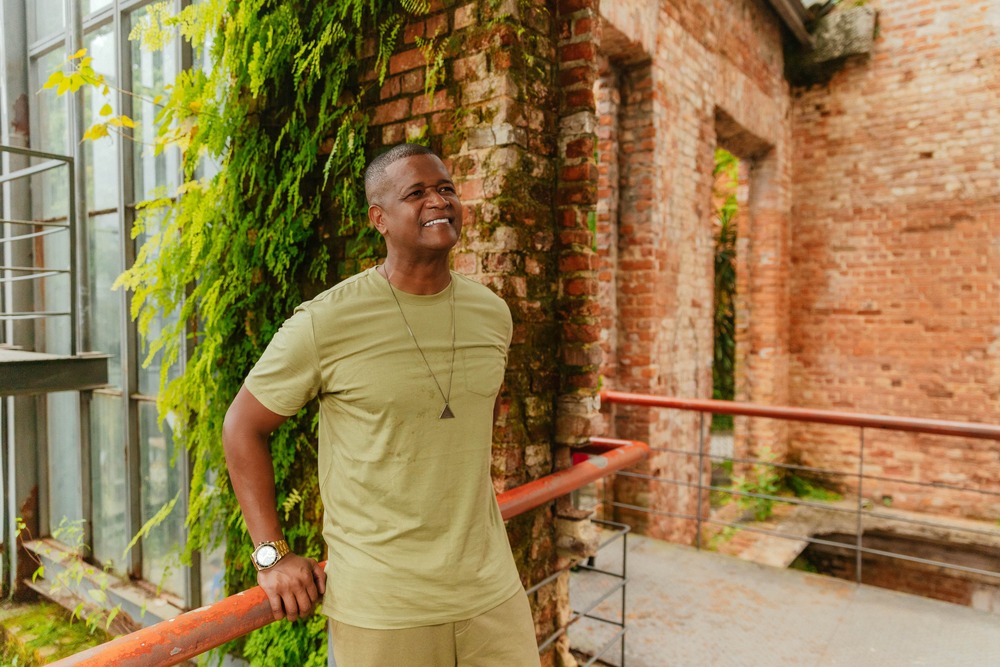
left=364, top=143, right=439, bottom=205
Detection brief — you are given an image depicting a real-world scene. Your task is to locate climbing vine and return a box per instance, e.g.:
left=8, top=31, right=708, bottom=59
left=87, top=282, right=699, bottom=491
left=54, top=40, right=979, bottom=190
left=712, top=148, right=739, bottom=432
left=54, top=0, right=433, bottom=661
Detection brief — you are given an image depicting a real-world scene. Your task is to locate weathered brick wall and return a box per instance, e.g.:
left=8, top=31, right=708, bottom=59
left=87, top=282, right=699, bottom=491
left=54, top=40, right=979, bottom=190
left=593, top=0, right=793, bottom=542
left=789, top=0, right=1000, bottom=519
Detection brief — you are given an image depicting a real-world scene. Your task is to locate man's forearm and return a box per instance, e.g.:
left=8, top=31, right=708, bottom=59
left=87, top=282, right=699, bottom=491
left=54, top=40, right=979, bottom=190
left=222, top=386, right=292, bottom=544
left=224, top=430, right=284, bottom=543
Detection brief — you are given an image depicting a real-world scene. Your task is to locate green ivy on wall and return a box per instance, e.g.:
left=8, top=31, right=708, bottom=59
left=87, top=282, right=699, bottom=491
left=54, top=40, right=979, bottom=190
left=58, top=0, right=432, bottom=662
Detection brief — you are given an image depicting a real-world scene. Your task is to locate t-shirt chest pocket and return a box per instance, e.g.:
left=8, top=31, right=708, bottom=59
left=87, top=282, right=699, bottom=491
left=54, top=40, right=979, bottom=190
left=462, top=349, right=505, bottom=397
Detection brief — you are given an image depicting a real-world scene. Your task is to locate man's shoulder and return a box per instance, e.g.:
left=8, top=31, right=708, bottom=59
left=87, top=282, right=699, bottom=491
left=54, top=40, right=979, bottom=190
left=297, top=267, right=380, bottom=314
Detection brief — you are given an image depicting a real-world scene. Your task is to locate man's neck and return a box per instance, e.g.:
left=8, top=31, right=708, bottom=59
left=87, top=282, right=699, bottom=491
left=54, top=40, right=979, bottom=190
left=378, top=258, right=452, bottom=295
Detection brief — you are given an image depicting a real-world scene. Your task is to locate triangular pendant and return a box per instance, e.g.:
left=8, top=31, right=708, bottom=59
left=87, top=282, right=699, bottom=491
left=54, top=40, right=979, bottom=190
left=440, top=404, right=455, bottom=419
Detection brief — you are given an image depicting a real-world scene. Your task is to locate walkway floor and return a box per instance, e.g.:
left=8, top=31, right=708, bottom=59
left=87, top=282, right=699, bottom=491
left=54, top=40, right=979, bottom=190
left=569, top=533, right=1000, bottom=667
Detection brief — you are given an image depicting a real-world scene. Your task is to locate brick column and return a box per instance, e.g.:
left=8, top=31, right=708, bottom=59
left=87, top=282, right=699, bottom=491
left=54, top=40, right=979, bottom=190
left=554, top=0, right=602, bottom=456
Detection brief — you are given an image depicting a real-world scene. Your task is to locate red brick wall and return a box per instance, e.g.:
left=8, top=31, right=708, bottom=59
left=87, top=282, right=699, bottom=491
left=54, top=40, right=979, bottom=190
left=594, top=0, right=793, bottom=542
left=789, top=0, right=1000, bottom=519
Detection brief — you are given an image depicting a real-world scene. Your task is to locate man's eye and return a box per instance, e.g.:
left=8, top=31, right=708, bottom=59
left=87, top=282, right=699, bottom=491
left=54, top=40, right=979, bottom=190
left=406, top=191, right=421, bottom=199
left=440, top=186, right=455, bottom=194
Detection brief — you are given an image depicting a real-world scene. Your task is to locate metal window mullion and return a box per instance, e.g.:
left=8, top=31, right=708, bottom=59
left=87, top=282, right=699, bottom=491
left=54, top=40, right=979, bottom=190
left=67, top=0, right=96, bottom=560
left=21, top=15, right=50, bottom=550
left=115, top=0, right=143, bottom=581
left=177, top=0, right=200, bottom=609
left=82, top=5, right=114, bottom=33
left=1, top=0, right=33, bottom=594
left=120, top=0, right=162, bottom=14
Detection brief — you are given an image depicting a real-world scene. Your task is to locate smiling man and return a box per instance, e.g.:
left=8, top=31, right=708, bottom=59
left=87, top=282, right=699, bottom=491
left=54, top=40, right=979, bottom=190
left=222, top=143, right=540, bottom=666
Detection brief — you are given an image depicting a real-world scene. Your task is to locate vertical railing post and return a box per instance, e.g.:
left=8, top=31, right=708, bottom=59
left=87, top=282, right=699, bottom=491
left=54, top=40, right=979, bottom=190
left=696, top=411, right=706, bottom=550
left=621, top=529, right=629, bottom=667
left=855, top=426, right=866, bottom=584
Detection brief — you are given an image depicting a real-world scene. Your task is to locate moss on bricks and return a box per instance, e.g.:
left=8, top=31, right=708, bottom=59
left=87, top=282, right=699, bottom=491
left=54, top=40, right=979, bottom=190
left=0, top=601, right=110, bottom=665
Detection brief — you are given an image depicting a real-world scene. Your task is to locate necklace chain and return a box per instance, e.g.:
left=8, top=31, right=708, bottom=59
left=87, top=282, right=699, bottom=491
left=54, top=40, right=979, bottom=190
left=381, top=266, right=457, bottom=419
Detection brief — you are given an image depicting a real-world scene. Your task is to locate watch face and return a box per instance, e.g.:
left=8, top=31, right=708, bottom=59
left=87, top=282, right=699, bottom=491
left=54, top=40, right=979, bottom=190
left=255, top=544, right=279, bottom=568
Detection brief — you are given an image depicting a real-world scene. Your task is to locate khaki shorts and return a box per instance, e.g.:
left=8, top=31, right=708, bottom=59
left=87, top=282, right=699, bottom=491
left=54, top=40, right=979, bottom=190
left=327, top=589, right=540, bottom=667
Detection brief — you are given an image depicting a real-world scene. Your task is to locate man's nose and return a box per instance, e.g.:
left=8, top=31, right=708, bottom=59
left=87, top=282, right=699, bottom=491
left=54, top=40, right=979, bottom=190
left=425, top=189, right=449, bottom=207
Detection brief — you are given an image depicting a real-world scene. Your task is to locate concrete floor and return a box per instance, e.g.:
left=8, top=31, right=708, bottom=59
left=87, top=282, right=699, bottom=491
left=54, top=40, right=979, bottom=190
left=568, top=533, right=1000, bottom=667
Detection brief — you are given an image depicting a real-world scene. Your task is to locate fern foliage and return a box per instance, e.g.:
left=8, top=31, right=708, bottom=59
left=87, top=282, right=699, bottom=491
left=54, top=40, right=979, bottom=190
left=118, top=0, right=430, bottom=660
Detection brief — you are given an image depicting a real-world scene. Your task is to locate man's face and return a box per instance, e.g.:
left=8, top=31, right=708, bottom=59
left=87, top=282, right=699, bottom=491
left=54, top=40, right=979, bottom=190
left=368, top=153, right=462, bottom=258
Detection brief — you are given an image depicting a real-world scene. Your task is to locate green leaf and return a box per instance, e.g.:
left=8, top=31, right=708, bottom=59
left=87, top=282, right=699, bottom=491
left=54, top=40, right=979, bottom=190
left=42, top=69, right=65, bottom=90
left=88, top=588, right=108, bottom=604
left=124, top=491, right=180, bottom=556
left=69, top=47, right=88, bottom=60
left=82, top=123, right=110, bottom=141
left=99, top=102, right=113, bottom=117
left=105, top=607, right=120, bottom=630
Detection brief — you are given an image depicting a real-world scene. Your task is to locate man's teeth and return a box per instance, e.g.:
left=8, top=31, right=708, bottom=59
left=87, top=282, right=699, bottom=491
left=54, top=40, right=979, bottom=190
left=423, top=219, right=449, bottom=227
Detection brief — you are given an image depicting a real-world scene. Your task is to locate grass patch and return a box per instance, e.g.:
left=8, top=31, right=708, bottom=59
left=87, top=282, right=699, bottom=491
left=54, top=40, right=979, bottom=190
left=787, top=475, right=842, bottom=503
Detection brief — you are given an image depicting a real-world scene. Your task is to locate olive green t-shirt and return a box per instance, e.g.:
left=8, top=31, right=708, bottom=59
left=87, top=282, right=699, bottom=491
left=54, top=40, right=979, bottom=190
left=244, top=268, right=522, bottom=629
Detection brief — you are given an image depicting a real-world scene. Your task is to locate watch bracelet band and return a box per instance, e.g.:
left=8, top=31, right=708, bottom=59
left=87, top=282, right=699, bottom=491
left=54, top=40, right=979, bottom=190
left=252, top=538, right=291, bottom=571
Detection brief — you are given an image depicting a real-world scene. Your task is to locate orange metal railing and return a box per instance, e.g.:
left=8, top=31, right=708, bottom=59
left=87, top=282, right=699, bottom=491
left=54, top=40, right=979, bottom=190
left=600, top=389, right=1000, bottom=440
left=49, top=436, right=648, bottom=667
left=599, top=388, right=1000, bottom=588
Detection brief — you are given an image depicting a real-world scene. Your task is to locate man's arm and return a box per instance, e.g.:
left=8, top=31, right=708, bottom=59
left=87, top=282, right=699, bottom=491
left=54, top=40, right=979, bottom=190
left=222, top=386, right=326, bottom=621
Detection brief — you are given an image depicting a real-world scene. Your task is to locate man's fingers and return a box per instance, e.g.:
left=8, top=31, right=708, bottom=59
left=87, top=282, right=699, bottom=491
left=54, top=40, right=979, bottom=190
left=283, top=594, right=301, bottom=622
left=259, top=555, right=325, bottom=621
left=293, top=589, right=314, bottom=618
left=313, top=562, right=327, bottom=595
left=267, top=591, right=286, bottom=621
left=303, top=577, right=320, bottom=605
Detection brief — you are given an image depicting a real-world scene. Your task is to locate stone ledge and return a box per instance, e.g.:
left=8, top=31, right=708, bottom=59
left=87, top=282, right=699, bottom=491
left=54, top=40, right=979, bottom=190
left=787, top=5, right=878, bottom=86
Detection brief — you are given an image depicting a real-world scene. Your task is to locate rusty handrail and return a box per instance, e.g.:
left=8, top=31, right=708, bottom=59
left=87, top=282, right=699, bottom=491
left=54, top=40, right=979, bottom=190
left=49, top=437, right=648, bottom=667
left=601, top=389, right=1000, bottom=440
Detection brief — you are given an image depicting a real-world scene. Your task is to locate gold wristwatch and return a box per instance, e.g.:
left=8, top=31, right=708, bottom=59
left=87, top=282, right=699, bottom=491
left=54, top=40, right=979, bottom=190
left=251, top=539, right=291, bottom=571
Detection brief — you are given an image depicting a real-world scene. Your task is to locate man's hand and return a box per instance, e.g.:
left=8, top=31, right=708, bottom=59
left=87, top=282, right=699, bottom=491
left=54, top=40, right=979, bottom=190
left=258, top=553, right=327, bottom=622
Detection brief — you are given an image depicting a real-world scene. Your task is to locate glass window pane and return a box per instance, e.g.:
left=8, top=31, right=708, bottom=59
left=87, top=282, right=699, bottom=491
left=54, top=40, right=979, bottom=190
left=139, top=402, right=184, bottom=596
left=136, top=298, right=179, bottom=395
left=84, top=0, right=114, bottom=15
left=39, top=267, right=73, bottom=354
left=91, top=393, right=127, bottom=573
left=130, top=5, right=180, bottom=202
left=47, top=392, right=82, bottom=529
left=33, top=48, right=71, bottom=221
left=33, top=0, right=65, bottom=40
left=88, top=213, right=123, bottom=382
left=197, top=466, right=226, bottom=603
left=131, top=5, right=181, bottom=395
left=201, top=540, right=226, bottom=604
left=83, top=24, right=118, bottom=212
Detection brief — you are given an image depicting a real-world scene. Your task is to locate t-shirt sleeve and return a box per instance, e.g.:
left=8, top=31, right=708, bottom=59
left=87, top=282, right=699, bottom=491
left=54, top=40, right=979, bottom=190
left=244, top=306, right=321, bottom=416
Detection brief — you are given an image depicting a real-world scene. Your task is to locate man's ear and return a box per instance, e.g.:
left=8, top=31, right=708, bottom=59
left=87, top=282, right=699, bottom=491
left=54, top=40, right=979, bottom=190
left=368, top=204, right=386, bottom=235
